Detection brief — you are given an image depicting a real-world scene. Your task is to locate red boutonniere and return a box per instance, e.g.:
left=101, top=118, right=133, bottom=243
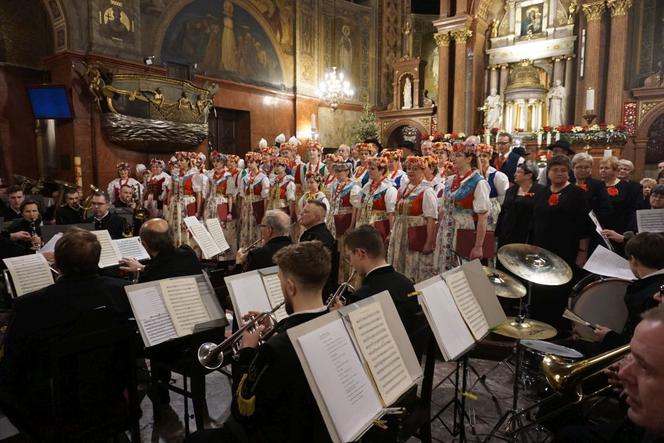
left=524, top=192, right=535, bottom=198
left=578, top=183, right=588, bottom=191
left=607, top=186, right=619, bottom=197
left=548, top=193, right=560, bottom=206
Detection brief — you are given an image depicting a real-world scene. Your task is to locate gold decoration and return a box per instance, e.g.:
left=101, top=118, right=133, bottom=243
left=581, top=1, right=606, bottom=22
left=491, top=19, right=499, bottom=38
left=434, top=32, right=451, bottom=47
left=639, top=100, right=664, bottom=119
left=606, top=0, right=633, bottom=17
left=451, top=29, right=473, bottom=43
left=505, top=62, right=546, bottom=92
left=567, top=0, right=578, bottom=25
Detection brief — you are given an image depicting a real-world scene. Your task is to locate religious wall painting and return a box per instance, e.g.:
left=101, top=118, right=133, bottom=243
left=647, top=113, right=664, bottom=165
left=629, top=0, right=664, bottom=88
left=90, top=0, right=140, bottom=53
left=161, top=0, right=287, bottom=90
left=421, top=32, right=437, bottom=103
left=514, top=0, right=548, bottom=40
left=246, top=0, right=294, bottom=54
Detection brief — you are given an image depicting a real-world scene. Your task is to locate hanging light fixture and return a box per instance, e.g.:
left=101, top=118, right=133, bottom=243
left=317, top=67, right=354, bottom=111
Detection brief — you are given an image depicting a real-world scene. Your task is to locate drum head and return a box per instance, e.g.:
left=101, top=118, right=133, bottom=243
left=521, top=339, right=584, bottom=359
left=572, top=279, right=630, bottom=341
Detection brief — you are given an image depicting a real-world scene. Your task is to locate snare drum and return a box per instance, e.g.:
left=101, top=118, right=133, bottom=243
left=521, top=340, right=584, bottom=397
left=570, top=276, right=629, bottom=341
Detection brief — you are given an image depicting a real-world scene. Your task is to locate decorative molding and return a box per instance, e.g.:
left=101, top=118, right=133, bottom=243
left=451, top=29, right=473, bottom=44
left=606, top=0, right=633, bottom=17
left=639, top=100, right=664, bottom=120
left=434, top=32, right=451, bottom=47
left=581, top=1, right=606, bottom=22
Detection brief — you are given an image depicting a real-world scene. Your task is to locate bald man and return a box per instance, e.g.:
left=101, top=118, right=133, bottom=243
left=299, top=200, right=338, bottom=296
left=236, top=209, right=292, bottom=271
left=119, top=218, right=201, bottom=282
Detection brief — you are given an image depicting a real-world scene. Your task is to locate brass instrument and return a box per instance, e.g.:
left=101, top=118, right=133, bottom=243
left=197, top=301, right=285, bottom=370
left=12, top=174, right=41, bottom=195
left=81, top=184, right=101, bottom=219
left=542, top=343, right=631, bottom=401
left=52, top=179, right=78, bottom=221
left=325, top=269, right=356, bottom=308
left=133, top=183, right=149, bottom=222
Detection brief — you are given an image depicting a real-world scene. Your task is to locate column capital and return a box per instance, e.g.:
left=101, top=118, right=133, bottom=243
left=451, top=29, right=473, bottom=43
left=581, top=1, right=606, bottom=22
left=434, top=32, right=451, bottom=47
left=607, top=0, right=633, bottom=17
left=551, top=56, right=563, bottom=62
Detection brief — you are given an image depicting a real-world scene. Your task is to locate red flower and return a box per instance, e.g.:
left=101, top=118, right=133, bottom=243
left=420, top=132, right=429, bottom=140
left=607, top=186, right=619, bottom=197
left=524, top=192, right=535, bottom=198
left=491, top=127, right=500, bottom=134
left=599, top=122, right=607, bottom=130
left=543, top=126, right=553, bottom=133
left=616, top=124, right=626, bottom=131
left=578, top=183, right=588, bottom=191
left=450, top=132, right=459, bottom=139
left=548, top=193, right=560, bottom=206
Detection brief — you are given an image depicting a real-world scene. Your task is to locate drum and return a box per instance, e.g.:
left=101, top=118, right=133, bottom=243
left=521, top=340, right=584, bottom=397
left=570, top=276, right=630, bottom=341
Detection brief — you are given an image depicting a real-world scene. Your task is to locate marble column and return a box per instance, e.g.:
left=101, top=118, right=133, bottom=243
left=489, top=66, right=499, bottom=92
left=499, top=64, right=509, bottom=95
left=505, top=101, right=514, bottom=133
left=435, top=32, right=451, bottom=133
left=451, top=28, right=472, bottom=132
left=552, top=57, right=564, bottom=83
left=605, top=0, right=633, bottom=124
left=564, top=56, right=575, bottom=125
left=581, top=1, right=606, bottom=115
left=508, top=1, right=516, bottom=34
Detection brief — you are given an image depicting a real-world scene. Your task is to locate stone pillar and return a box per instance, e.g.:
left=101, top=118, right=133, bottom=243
left=564, top=56, right=575, bottom=125
left=451, top=28, right=472, bottom=132
left=605, top=0, right=633, bottom=124
left=581, top=1, right=606, bottom=115
left=456, top=0, right=468, bottom=14
left=552, top=57, right=564, bottom=83
left=489, top=66, right=499, bottom=92
left=499, top=64, right=509, bottom=95
left=440, top=0, right=451, bottom=17
left=505, top=101, right=514, bottom=133
left=508, top=1, right=516, bottom=34
left=435, top=32, right=451, bottom=133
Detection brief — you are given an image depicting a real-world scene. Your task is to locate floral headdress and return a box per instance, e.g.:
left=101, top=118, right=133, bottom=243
left=116, top=161, right=130, bottom=171
left=227, top=154, right=240, bottom=164
left=477, top=144, right=494, bottom=155
left=306, top=141, right=323, bottom=152
left=325, top=154, right=344, bottom=164
left=403, top=156, right=428, bottom=169
left=210, top=150, right=227, bottom=162
left=305, top=172, right=323, bottom=184
left=358, top=142, right=378, bottom=154
left=245, top=151, right=262, bottom=164
left=174, top=151, right=196, bottom=162
left=278, top=142, right=294, bottom=153
left=149, top=158, right=165, bottom=169
left=425, top=155, right=438, bottom=169
left=381, top=149, right=403, bottom=162
left=366, top=156, right=388, bottom=169
left=432, top=142, right=452, bottom=154
left=451, top=142, right=477, bottom=155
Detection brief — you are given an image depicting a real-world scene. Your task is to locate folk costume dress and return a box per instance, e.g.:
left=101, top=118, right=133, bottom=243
left=145, top=171, right=171, bottom=217
left=239, top=170, right=270, bottom=248
left=294, top=160, right=326, bottom=196
left=168, top=167, right=205, bottom=247
left=352, top=164, right=369, bottom=187
left=357, top=177, right=397, bottom=241
left=482, top=165, right=509, bottom=230
left=297, top=190, right=330, bottom=214
left=267, top=174, right=296, bottom=215
left=388, top=168, right=408, bottom=189
left=206, top=168, right=237, bottom=258
left=107, top=177, right=142, bottom=205
left=435, top=170, right=490, bottom=272
left=387, top=181, right=438, bottom=284
left=326, top=179, right=361, bottom=283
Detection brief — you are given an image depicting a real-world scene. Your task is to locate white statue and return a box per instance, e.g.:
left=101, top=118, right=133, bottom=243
left=484, top=88, right=503, bottom=129
left=546, top=80, right=567, bottom=128
left=403, top=77, right=413, bottom=109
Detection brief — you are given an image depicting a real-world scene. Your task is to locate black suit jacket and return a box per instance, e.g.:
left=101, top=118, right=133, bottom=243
left=139, top=245, right=202, bottom=283
left=0, top=274, right=131, bottom=415
left=86, top=212, right=126, bottom=239
left=234, top=309, right=332, bottom=443
left=1, top=207, right=21, bottom=221
left=300, top=223, right=339, bottom=294
left=245, top=236, right=292, bottom=271
left=55, top=205, right=84, bottom=225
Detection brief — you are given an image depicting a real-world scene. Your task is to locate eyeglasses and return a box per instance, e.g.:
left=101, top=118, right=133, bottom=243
left=496, top=141, right=509, bottom=145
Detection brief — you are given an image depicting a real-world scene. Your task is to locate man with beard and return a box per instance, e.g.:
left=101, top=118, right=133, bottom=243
left=55, top=188, right=84, bottom=225
left=185, top=241, right=332, bottom=443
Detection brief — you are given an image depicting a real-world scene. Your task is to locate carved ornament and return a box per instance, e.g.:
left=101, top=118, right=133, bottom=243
left=451, top=29, right=473, bottom=44
left=434, top=32, right=451, bottom=47
left=606, top=0, right=633, bottom=17
left=581, top=1, right=606, bottom=22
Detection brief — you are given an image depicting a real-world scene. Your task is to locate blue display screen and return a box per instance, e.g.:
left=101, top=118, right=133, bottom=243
left=26, top=86, right=73, bottom=119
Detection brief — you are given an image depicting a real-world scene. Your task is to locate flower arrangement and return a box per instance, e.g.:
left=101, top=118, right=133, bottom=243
left=551, top=123, right=628, bottom=145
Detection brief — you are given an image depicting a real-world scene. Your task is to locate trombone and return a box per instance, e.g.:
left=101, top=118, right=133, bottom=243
left=81, top=184, right=101, bottom=219
left=197, top=301, right=285, bottom=370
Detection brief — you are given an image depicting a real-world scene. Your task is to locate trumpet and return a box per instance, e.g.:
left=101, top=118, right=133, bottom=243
left=82, top=184, right=101, bottom=219
left=197, top=301, right=285, bottom=370
left=325, top=269, right=356, bottom=309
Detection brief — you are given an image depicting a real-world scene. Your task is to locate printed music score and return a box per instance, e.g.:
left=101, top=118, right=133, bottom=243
left=297, top=318, right=382, bottom=443
left=184, top=216, right=222, bottom=259
left=204, top=218, right=231, bottom=253
left=445, top=269, right=490, bottom=340
left=114, top=236, right=150, bottom=261
left=583, top=245, right=636, bottom=281
left=637, top=208, right=664, bottom=233
left=261, top=273, right=288, bottom=321
left=347, top=302, right=411, bottom=406
left=160, top=277, right=211, bottom=336
left=3, top=254, right=54, bottom=296
left=128, top=285, right=178, bottom=346
left=92, top=230, right=122, bottom=268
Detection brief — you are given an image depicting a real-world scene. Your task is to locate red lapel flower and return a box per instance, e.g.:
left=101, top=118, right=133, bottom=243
left=607, top=186, right=619, bottom=197
left=548, top=193, right=560, bottom=206
left=578, top=183, right=588, bottom=191
left=524, top=192, right=535, bottom=198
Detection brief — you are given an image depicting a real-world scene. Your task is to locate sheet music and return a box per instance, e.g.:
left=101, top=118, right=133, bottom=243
left=261, top=273, right=288, bottom=321
left=113, top=237, right=150, bottom=261
left=3, top=254, right=54, bottom=296
left=298, top=318, right=382, bottom=443
left=347, top=302, right=411, bottom=406
left=588, top=210, right=614, bottom=251
left=226, top=272, right=272, bottom=324
left=637, top=208, right=664, bottom=233
left=92, top=230, right=122, bottom=268
left=583, top=245, right=636, bottom=281
left=417, top=277, right=475, bottom=361
left=188, top=223, right=222, bottom=259
left=205, top=218, right=230, bottom=253
left=183, top=216, right=199, bottom=229
left=126, top=285, right=177, bottom=346
left=160, top=277, right=211, bottom=336
left=444, top=269, right=489, bottom=340
left=39, top=232, right=63, bottom=253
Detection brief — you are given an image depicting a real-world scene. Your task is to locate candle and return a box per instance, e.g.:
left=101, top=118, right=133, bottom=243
left=537, top=132, right=542, bottom=146
left=484, top=132, right=491, bottom=145
left=74, top=156, right=81, bottom=167
left=546, top=132, right=552, bottom=146
left=585, top=88, right=595, bottom=112
left=604, top=147, right=612, bottom=159
left=311, top=113, right=316, bottom=130
left=555, top=131, right=561, bottom=141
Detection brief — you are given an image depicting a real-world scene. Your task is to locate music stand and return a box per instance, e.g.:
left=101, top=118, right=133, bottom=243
left=41, top=223, right=94, bottom=243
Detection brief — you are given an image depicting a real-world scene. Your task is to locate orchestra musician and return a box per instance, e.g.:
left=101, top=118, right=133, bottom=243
left=185, top=241, right=332, bottom=443
left=7, top=200, right=43, bottom=252
left=298, top=200, right=338, bottom=298
left=55, top=188, right=84, bottom=225
left=107, top=162, right=142, bottom=205
left=236, top=209, right=292, bottom=272
left=2, top=186, right=25, bottom=221
left=85, top=191, right=126, bottom=239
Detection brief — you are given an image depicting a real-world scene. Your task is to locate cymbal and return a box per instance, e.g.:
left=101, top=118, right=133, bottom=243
left=493, top=317, right=558, bottom=340
left=483, top=266, right=527, bottom=299
left=497, top=243, right=572, bottom=286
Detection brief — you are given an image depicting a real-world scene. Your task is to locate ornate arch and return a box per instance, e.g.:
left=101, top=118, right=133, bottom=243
left=382, top=118, right=429, bottom=144
left=151, top=0, right=290, bottom=84
left=636, top=101, right=664, bottom=141
left=39, top=0, right=68, bottom=52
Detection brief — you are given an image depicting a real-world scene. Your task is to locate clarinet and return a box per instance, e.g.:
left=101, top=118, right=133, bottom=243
left=29, top=221, right=39, bottom=252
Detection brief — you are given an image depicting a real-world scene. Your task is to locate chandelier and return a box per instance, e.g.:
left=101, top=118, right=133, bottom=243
left=316, top=67, right=354, bottom=111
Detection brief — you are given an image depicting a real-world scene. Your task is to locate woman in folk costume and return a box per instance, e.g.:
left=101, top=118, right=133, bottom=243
left=205, top=151, right=237, bottom=257
left=355, top=156, right=397, bottom=241
left=144, top=158, right=171, bottom=218
left=107, top=162, right=142, bottom=205
left=297, top=173, right=330, bottom=215
left=326, top=160, right=361, bottom=282
left=322, top=154, right=339, bottom=199
left=268, top=157, right=296, bottom=217
left=383, top=149, right=408, bottom=188
left=259, top=142, right=278, bottom=180
left=435, top=142, right=491, bottom=272
left=387, top=156, right=438, bottom=283
left=224, top=154, right=242, bottom=252
left=351, top=142, right=375, bottom=186
left=477, top=143, right=509, bottom=231
left=239, top=151, right=270, bottom=248
left=279, top=137, right=302, bottom=174
left=168, top=151, right=205, bottom=246
left=294, top=141, right=326, bottom=193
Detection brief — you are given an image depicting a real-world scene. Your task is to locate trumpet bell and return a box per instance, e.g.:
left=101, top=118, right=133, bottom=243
left=198, top=341, right=225, bottom=370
